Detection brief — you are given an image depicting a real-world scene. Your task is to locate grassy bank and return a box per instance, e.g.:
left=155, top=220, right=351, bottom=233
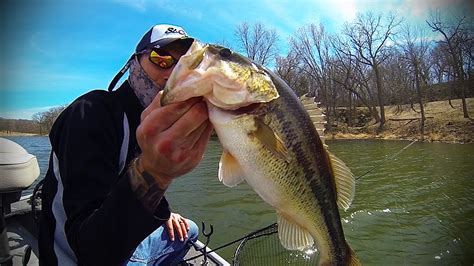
left=329, top=98, right=474, bottom=143
left=0, top=131, right=39, bottom=137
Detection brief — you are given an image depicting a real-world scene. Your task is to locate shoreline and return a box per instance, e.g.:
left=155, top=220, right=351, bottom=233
left=328, top=133, right=472, bottom=144
left=3, top=97, right=472, bottom=144
left=2, top=130, right=471, bottom=144
left=328, top=98, right=474, bottom=144
left=0, top=131, right=41, bottom=137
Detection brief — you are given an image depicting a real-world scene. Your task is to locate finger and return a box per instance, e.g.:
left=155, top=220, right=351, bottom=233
left=192, top=121, right=214, bottom=152
left=180, top=221, right=188, bottom=240
left=166, top=219, right=175, bottom=241
left=166, top=101, right=209, bottom=138
left=179, top=219, right=189, bottom=240
left=141, top=97, right=204, bottom=135
left=162, top=120, right=212, bottom=167
left=176, top=122, right=212, bottom=169
left=173, top=218, right=185, bottom=241
left=182, top=119, right=210, bottom=149
left=141, top=91, right=163, bottom=122
left=182, top=218, right=190, bottom=233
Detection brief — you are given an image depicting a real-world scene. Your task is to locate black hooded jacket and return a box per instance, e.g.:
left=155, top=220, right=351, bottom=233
left=39, top=81, right=170, bottom=265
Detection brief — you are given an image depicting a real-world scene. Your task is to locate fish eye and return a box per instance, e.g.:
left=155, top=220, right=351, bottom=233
left=219, top=48, right=232, bottom=58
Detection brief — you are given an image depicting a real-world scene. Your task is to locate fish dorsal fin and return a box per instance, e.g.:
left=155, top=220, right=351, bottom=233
left=299, top=95, right=355, bottom=209
left=327, top=151, right=356, bottom=210
left=218, top=150, right=245, bottom=187
left=277, top=212, right=314, bottom=250
left=249, top=117, right=289, bottom=162
left=300, top=95, right=355, bottom=209
left=299, top=94, right=326, bottom=144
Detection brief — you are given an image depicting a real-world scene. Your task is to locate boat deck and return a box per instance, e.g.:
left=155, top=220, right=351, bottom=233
left=6, top=199, right=40, bottom=265
left=5, top=197, right=229, bottom=266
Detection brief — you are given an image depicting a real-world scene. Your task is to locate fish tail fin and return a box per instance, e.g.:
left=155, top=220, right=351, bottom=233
left=347, top=243, right=361, bottom=266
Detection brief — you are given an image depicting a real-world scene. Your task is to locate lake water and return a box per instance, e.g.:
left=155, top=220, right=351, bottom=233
left=5, top=136, right=474, bottom=265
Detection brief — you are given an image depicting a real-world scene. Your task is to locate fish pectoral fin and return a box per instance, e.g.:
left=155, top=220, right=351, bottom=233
left=277, top=213, right=314, bottom=251
left=327, top=151, right=356, bottom=211
left=250, top=118, right=289, bottom=162
left=218, top=150, right=245, bottom=187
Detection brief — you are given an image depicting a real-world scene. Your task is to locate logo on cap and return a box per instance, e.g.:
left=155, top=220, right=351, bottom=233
left=165, top=27, right=186, bottom=35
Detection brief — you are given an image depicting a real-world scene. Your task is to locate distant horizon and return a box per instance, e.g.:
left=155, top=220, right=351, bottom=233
left=2, top=0, right=472, bottom=120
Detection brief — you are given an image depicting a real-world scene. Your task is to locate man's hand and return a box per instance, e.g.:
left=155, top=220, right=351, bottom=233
left=136, top=92, right=213, bottom=189
left=165, top=213, right=190, bottom=241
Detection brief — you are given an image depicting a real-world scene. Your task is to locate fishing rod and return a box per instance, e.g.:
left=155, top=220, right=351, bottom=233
left=355, top=139, right=418, bottom=180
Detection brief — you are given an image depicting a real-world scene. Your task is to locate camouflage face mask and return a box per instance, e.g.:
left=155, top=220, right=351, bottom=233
left=128, top=56, right=164, bottom=108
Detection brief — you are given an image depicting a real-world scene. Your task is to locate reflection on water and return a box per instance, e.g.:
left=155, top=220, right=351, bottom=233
left=6, top=137, right=474, bottom=265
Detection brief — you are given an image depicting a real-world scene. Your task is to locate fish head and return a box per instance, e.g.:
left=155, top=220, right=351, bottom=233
left=161, top=40, right=279, bottom=110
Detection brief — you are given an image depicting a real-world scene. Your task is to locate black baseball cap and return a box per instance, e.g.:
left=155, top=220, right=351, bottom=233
left=108, top=24, right=193, bottom=91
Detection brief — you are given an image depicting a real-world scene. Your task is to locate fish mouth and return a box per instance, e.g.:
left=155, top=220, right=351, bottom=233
left=207, top=100, right=263, bottom=116
left=232, top=103, right=262, bottom=115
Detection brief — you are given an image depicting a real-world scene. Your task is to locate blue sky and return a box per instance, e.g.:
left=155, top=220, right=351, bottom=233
left=1, top=0, right=472, bottom=119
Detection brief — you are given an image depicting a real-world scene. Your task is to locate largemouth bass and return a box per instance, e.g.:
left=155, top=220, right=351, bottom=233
left=162, top=41, right=360, bottom=265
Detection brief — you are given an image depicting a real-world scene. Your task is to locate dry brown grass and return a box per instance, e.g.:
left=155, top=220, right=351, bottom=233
left=0, top=130, right=38, bottom=137
left=330, top=98, right=474, bottom=143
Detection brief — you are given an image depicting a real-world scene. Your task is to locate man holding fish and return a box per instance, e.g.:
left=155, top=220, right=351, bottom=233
left=39, top=24, right=212, bottom=265
left=40, top=22, right=360, bottom=266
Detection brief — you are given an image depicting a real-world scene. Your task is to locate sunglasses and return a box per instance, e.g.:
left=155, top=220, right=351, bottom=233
left=148, top=49, right=177, bottom=69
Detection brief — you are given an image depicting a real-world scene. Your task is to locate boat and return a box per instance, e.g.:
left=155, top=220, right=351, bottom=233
left=0, top=138, right=229, bottom=266
left=1, top=138, right=40, bottom=265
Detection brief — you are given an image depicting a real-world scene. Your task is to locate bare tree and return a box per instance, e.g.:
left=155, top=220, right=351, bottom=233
left=462, top=34, right=474, bottom=89
left=342, top=12, right=402, bottom=131
left=427, top=13, right=472, bottom=118
left=331, top=34, right=383, bottom=126
left=399, top=25, right=431, bottom=140
left=234, top=22, right=279, bottom=66
left=32, top=112, right=47, bottom=135
left=330, top=37, right=356, bottom=126
left=431, top=43, right=451, bottom=84
left=32, top=106, right=66, bottom=135
left=383, top=51, right=411, bottom=113
left=275, top=51, right=310, bottom=96
left=289, top=23, right=336, bottom=128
